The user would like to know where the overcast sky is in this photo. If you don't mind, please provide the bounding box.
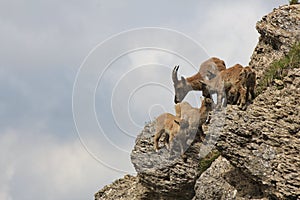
[0,1,287,200]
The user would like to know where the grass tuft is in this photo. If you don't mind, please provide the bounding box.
[198,150,220,174]
[256,42,300,95]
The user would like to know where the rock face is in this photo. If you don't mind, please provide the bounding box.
[95,4,300,200]
[214,4,300,199]
[193,156,266,200]
[130,106,226,199]
[94,175,152,200]
[216,68,300,199]
[95,121,208,200]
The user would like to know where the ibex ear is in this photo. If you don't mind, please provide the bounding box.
[175,104,181,117]
[238,70,247,80]
[181,76,186,84]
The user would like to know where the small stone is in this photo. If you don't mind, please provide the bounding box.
[274,79,284,86]
[283,76,293,84]
[275,102,283,108]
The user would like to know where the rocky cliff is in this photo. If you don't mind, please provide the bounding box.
[95,4,300,200]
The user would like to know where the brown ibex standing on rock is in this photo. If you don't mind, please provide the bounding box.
[153,113,189,156]
[154,98,213,156]
[242,66,256,102]
[201,64,256,110]
[176,98,213,142]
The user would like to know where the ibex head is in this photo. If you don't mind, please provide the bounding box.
[172,66,192,103]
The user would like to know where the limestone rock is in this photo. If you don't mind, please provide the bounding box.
[193,156,266,200]
[94,175,153,200]
[216,69,300,199]
[212,5,300,199]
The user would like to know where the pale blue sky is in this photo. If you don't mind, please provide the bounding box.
[0,1,286,200]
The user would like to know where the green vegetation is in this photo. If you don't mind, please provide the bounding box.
[289,0,299,5]
[198,150,220,174]
[256,42,300,95]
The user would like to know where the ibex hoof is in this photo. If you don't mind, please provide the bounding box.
[238,104,247,111]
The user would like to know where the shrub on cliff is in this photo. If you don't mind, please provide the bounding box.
[199,150,220,174]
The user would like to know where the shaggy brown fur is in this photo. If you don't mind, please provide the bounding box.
[176,98,213,142]
[154,98,213,155]
[202,64,256,110]
[243,66,256,102]
[153,113,188,155]
[199,57,226,80]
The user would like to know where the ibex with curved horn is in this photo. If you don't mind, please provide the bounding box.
[172,57,226,103]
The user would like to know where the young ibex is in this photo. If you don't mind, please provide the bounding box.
[205,64,245,109]
[172,57,226,103]
[229,66,256,110]
[153,112,189,155]
[242,66,256,102]
[177,97,213,142]
[153,98,213,155]
[202,64,256,110]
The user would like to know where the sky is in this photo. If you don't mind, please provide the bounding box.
[0,0,287,200]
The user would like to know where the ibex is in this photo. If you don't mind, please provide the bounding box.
[177,97,213,142]
[153,113,189,156]
[229,66,256,110]
[153,98,213,155]
[201,64,256,110]
[172,57,226,103]
[242,66,256,102]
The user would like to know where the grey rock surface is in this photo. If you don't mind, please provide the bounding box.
[193,156,266,200]
[214,4,300,199]
[217,68,300,199]
[94,175,154,200]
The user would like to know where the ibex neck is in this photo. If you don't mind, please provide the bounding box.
[186,72,204,90]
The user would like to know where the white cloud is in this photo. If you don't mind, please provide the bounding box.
[0,133,15,200]
[192,1,262,66]
[185,0,286,67]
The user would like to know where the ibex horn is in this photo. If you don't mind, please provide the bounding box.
[172,65,179,83]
